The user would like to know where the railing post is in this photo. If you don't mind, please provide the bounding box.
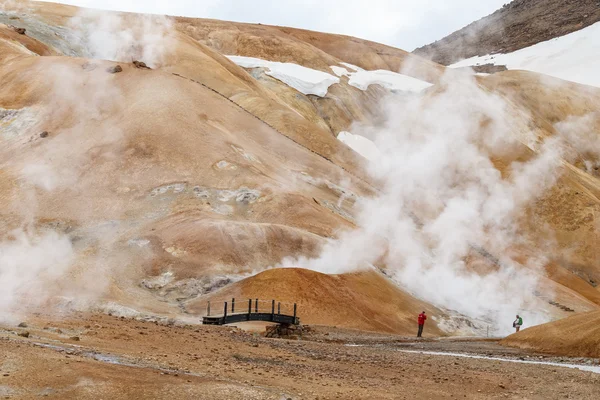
[223,301,228,324]
[271,300,275,321]
[207,301,211,316]
[248,299,252,321]
[293,303,297,324]
[255,298,258,313]
[232,298,235,313]
[278,302,281,315]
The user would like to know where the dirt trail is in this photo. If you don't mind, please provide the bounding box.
[0,313,599,399]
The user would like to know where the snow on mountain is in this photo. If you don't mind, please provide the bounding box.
[347,69,433,93]
[340,62,364,72]
[330,64,433,93]
[449,22,600,88]
[226,55,339,96]
[330,65,351,77]
[337,131,380,161]
[228,53,431,101]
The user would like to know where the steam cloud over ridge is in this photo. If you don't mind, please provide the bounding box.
[282,69,566,334]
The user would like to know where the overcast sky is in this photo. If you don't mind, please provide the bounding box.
[39,0,508,50]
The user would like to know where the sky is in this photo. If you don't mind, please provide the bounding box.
[38,0,509,50]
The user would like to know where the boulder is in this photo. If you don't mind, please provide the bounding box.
[9,25,26,34]
[133,61,151,69]
[106,65,123,74]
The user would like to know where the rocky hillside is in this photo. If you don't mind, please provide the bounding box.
[2,1,600,337]
[414,0,600,65]
[0,1,451,334]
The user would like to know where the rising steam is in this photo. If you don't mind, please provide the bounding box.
[283,69,566,334]
[0,6,173,321]
[69,8,175,67]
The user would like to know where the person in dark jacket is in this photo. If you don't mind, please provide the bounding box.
[417,311,427,337]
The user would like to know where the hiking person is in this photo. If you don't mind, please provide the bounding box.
[417,311,427,337]
[513,315,523,332]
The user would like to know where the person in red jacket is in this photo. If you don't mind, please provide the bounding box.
[417,311,427,337]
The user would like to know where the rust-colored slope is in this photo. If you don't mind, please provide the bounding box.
[0,23,56,61]
[544,262,600,306]
[501,310,600,358]
[0,53,370,313]
[188,268,445,335]
[478,71,600,287]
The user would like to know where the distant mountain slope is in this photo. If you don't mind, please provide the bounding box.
[413,0,600,66]
[449,22,600,88]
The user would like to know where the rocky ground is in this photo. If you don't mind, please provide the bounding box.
[414,0,600,65]
[0,313,599,399]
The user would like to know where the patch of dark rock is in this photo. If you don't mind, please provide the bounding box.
[17,322,27,328]
[235,189,259,204]
[471,64,508,74]
[9,25,25,34]
[143,275,232,302]
[106,65,123,74]
[192,186,210,199]
[265,324,308,339]
[203,276,232,294]
[0,109,18,121]
[39,131,49,138]
[132,60,151,69]
[17,331,30,338]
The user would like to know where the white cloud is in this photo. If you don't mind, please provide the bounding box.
[37,0,508,50]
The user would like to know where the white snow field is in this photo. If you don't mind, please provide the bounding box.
[337,131,380,161]
[330,65,432,93]
[227,54,431,96]
[226,55,339,96]
[449,21,600,88]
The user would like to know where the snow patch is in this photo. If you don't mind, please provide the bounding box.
[226,55,339,97]
[330,64,432,93]
[330,65,351,77]
[449,21,600,88]
[340,62,364,72]
[337,131,381,161]
[347,69,433,93]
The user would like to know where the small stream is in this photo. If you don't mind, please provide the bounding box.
[398,350,600,374]
[344,344,600,374]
